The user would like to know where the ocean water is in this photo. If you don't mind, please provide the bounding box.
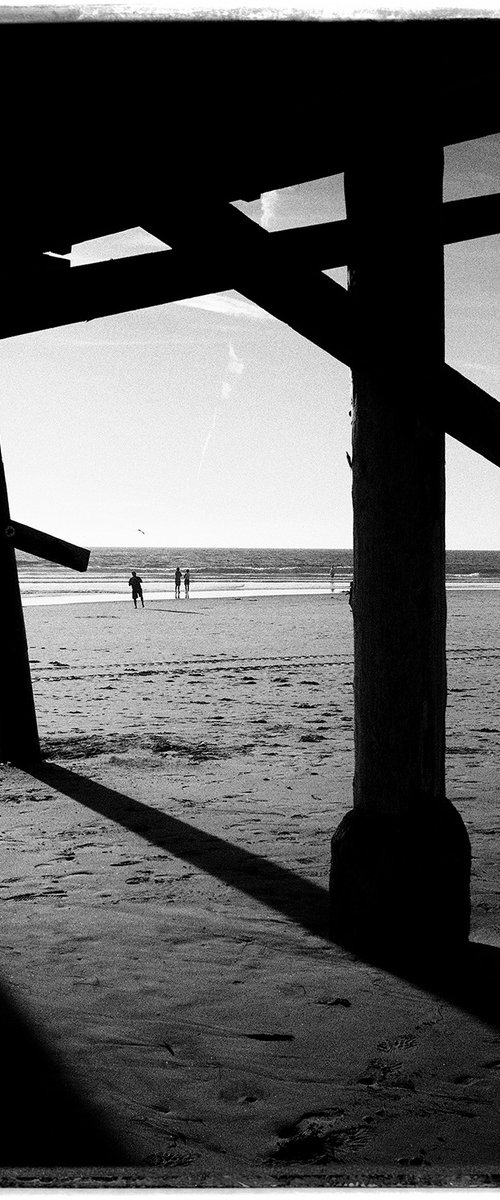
[14,547,500,607]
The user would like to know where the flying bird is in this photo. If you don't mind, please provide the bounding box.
[138,529,145,535]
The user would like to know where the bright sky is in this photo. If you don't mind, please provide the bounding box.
[1,134,499,549]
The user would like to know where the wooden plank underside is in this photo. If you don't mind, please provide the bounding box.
[0,24,499,261]
[7,522,90,572]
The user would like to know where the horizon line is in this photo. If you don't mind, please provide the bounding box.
[77,544,499,552]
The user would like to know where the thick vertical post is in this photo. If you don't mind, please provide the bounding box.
[0,447,41,763]
[330,84,470,955]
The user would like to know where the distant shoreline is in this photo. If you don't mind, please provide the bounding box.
[20,580,500,608]
[17,547,500,608]
[21,586,348,608]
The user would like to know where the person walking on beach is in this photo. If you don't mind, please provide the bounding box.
[129,570,144,608]
[184,569,190,599]
[175,566,182,599]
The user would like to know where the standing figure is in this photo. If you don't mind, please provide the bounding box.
[184,569,190,599]
[128,570,144,609]
[329,564,335,591]
[174,566,182,599]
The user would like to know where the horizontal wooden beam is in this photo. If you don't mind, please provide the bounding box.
[0,250,233,342]
[0,206,354,368]
[24,185,500,275]
[0,192,497,340]
[271,193,500,271]
[272,220,350,271]
[443,193,500,245]
[6,522,90,572]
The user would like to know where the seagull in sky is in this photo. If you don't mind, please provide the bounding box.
[138,529,145,535]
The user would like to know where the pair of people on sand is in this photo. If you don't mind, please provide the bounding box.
[129,567,191,608]
[174,566,190,599]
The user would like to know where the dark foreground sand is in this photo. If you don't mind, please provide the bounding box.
[1,590,500,1184]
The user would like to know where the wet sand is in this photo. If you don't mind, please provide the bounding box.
[1,589,500,1184]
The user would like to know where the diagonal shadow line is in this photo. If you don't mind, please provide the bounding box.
[23,764,500,1036]
[147,607,201,616]
[27,762,332,941]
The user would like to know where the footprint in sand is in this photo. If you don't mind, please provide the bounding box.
[219,1081,262,1105]
[272,1111,368,1163]
[316,997,352,1008]
[377,1034,416,1051]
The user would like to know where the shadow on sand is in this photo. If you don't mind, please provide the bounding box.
[29,761,330,938]
[0,981,126,1167]
[146,606,201,615]
[24,762,500,1038]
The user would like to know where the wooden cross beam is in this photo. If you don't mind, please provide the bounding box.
[6,521,90,572]
[0,448,90,763]
[159,201,355,366]
[271,192,500,270]
[0,249,231,342]
[2,190,499,340]
[142,201,500,470]
[0,198,499,471]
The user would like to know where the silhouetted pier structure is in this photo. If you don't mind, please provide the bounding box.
[0,448,89,763]
[1,19,500,953]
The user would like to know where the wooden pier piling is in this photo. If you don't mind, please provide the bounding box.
[0,449,41,764]
[329,89,471,955]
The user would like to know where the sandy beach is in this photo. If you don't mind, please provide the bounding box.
[1,588,500,1184]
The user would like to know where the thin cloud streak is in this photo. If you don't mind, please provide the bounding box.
[197,407,219,479]
[197,341,246,480]
[228,342,245,374]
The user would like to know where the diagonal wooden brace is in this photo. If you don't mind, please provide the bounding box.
[6,522,90,572]
[0,206,498,470]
